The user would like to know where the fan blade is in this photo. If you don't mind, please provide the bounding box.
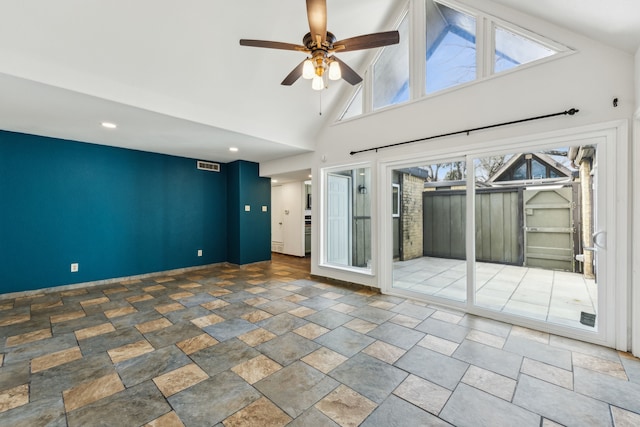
[306,0,327,46]
[281,60,306,86]
[332,56,362,85]
[239,39,306,52]
[334,31,400,52]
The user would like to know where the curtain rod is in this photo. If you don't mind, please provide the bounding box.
[349,108,579,156]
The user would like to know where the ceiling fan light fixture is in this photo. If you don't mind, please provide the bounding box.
[312,74,324,91]
[328,60,341,81]
[302,59,315,79]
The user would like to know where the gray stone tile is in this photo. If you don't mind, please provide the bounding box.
[459,314,512,338]
[170,371,261,427]
[336,294,372,307]
[108,310,163,330]
[573,366,640,413]
[0,359,29,390]
[255,361,339,418]
[256,332,320,366]
[260,288,294,300]
[116,345,190,387]
[395,346,469,390]
[66,380,170,427]
[4,333,78,364]
[453,339,522,379]
[298,296,338,310]
[503,334,572,370]
[203,318,257,341]
[212,302,255,319]
[179,292,217,307]
[190,338,259,376]
[390,301,436,319]
[79,326,144,356]
[329,353,408,403]
[287,407,340,427]
[218,290,256,304]
[163,305,211,324]
[441,383,540,427]
[0,396,66,427]
[30,353,116,401]
[315,326,375,357]
[50,313,108,336]
[416,317,470,343]
[367,322,425,350]
[349,306,396,324]
[361,394,451,427]
[513,374,613,427]
[257,313,308,336]
[295,286,329,298]
[620,353,640,384]
[258,299,301,315]
[144,322,203,348]
[549,335,621,362]
[305,310,353,329]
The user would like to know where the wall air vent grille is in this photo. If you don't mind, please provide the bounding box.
[197,161,220,172]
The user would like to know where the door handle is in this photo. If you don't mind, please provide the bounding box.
[592,231,606,250]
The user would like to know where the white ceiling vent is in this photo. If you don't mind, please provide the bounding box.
[197,160,220,172]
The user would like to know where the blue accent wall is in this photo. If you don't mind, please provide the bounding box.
[0,130,232,293]
[226,160,271,265]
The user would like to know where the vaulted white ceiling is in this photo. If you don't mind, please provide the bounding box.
[0,0,638,165]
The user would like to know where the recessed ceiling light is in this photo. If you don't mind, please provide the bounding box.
[229,147,239,152]
[308,174,312,178]
[272,179,278,183]
[101,122,117,129]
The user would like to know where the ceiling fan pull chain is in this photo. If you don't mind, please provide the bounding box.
[319,92,322,116]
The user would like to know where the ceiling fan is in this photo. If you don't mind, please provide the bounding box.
[239,0,400,91]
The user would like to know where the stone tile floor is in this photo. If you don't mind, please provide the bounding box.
[393,256,597,330]
[0,254,638,426]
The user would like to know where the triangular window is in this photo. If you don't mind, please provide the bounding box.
[340,85,363,120]
[494,25,558,73]
[426,1,476,94]
[373,12,410,111]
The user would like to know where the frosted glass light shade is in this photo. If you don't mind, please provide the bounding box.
[302,59,315,79]
[328,60,341,80]
[312,75,324,91]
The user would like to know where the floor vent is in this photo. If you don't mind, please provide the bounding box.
[197,161,220,172]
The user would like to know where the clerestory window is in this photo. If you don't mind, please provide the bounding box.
[338,0,570,121]
[494,25,558,73]
[426,1,476,94]
[373,12,410,111]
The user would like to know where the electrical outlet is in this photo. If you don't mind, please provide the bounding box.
[70,263,79,272]
[197,249,203,257]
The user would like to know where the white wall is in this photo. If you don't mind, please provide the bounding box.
[271,182,306,257]
[311,0,635,287]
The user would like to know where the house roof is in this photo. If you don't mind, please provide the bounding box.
[0,1,638,180]
[488,152,575,183]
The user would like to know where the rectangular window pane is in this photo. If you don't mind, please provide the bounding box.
[392,162,467,303]
[473,147,598,331]
[325,167,371,269]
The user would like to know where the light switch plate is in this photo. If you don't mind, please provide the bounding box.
[245,205,250,212]
[262,206,268,212]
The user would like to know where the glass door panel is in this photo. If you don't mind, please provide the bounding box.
[391,161,467,303]
[473,146,599,331]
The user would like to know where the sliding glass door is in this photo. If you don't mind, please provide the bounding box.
[383,133,617,345]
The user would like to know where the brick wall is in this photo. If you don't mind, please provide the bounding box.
[401,174,424,260]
